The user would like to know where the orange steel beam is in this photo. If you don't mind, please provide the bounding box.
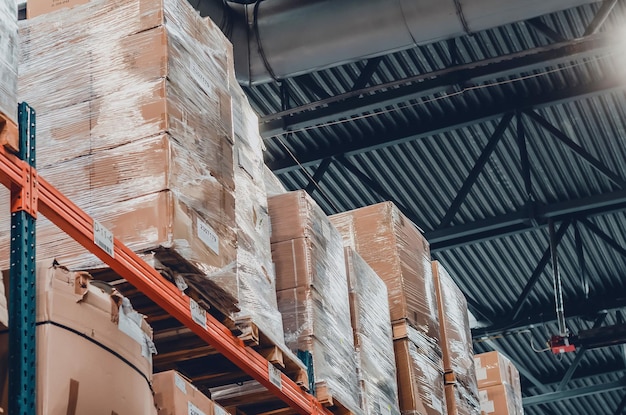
[0,145,331,415]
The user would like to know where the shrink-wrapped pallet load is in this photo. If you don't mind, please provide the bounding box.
[4,0,236,273]
[0,0,18,150]
[153,370,231,415]
[0,263,156,414]
[330,202,444,415]
[345,247,401,415]
[433,261,480,415]
[269,190,362,414]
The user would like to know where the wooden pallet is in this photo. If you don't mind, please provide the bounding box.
[85,253,308,391]
[213,380,358,415]
[0,112,18,153]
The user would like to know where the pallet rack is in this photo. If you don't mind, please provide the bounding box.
[3,103,332,415]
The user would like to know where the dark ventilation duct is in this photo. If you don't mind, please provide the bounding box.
[205,0,601,85]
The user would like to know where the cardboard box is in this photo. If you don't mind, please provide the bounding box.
[0,265,155,414]
[479,384,522,415]
[474,352,519,390]
[394,328,446,415]
[330,202,439,340]
[27,0,90,18]
[0,0,17,127]
[433,261,479,396]
[445,384,480,415]
[154,370,231,415]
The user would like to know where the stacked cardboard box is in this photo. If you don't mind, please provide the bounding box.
[269,190,362,414]
[345,247,401,415]
[154,370,231,415]
[330,202,445,415]
[475,352,523,415]
[5,0,236,274]
[433,261,480,415]
[0,0,18,149]
[0,264,156,414]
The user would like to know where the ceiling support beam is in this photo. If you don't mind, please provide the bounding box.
[428,189,626,251]
[581,218,626,258]
[510,220,571,321]
[304,158,332,195]
[524,110,626,188]
[438,113,514,228]
[613,392,626,415]
[585,0,618,36]
[473,294,626,339]
[516,111,534,202]
[295,74,331,100]
[526,18,567,43]
[269,76,626,174]
[261,32,613,138]
[523,377,626,406]
[351,57,383,91]
[557,313,607,391]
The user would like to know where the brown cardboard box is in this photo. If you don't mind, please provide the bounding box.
[445,384,480,415]
[478,384,522,415]
[154,370,229,415]
[27,0,90,18]
[433,261,479,397]
[330,202,439,340]
[474,352,519,390]
[0,265,155,414]
[268,190,339,244]
[272,238,316,291]
[394,328,446,415]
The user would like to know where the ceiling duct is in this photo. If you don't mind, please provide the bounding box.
[214,0,601,85]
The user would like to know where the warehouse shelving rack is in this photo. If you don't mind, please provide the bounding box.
[3,103,333,415]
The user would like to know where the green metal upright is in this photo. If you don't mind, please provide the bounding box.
[9,103,37,415]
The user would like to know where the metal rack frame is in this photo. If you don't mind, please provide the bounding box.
[4,104,331,415]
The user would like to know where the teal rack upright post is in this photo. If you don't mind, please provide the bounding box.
[9,103,37,415]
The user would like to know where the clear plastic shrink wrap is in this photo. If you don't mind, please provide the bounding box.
[432,261,480,414]
[394,325,447,415]
[206,84,286,347]
[269,190,362,414]
[330,202,440,342]
[0,0,237,273]
[263,165,287,196]
[345,247,401,415]
[0,0,17,123]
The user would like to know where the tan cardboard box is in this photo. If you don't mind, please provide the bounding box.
[27,0,90,18]
[479,384,522,415]
[330,202,439,340]
[474,352,519,389]
[394,335,446,415]
[0,265,155,414]
[154,370,231,415]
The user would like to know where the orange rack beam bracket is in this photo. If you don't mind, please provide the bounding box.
[0,143,332,415]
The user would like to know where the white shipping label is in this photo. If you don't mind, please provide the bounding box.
[190,61,213,95]
[474,357,482,368]
[188,401,206,415]
[481,400,495,414]
[93,220,114,257]
[479,390,489,402]
[431,394,443,413]
[175,373,187,394]
[476,367,487,381]
[268,362,282,390]
[197,219,219,255]
[190,298,207,329]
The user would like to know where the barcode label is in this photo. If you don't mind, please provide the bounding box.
[190,61,213,95]
[190,298,207,329]
[175,373,187,394]
[188,401,206,415]
[268,362,282,390]
[214,405,228,415]
[481,400,495,413]
[93,220,114,257]
[476,367,487,381]
[197,219,219,255]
